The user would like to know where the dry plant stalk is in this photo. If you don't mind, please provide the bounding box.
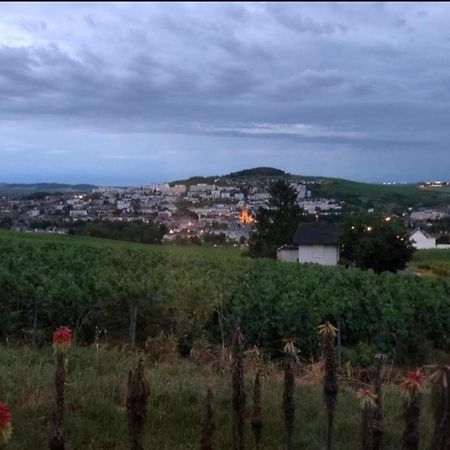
[126,358,149,450]
[357,388,377,450]
[49,352,65,450]
[231,327,246,450]
[319,322,338,450]
[283,357,295,450]
[372,355,383,450]
[200,388,216,450]
[428,365,450,450]
[401,369,425,450]
[50,326,72,450]
[251,370,262,450]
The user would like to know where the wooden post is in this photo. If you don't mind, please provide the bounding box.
[32,301,38,349]
[336,317,342,367]
[129,302,138,349]
[49,352,65,450]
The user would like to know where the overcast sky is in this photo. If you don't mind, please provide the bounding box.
[1,2,450,184]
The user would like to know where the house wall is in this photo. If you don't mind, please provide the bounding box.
[410,231,436,249]
[298,245,339,266]
[277,248,298,263]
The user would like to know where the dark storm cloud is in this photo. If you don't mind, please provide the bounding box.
[1,2,450,183]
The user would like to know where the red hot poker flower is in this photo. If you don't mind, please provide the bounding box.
[0,402,12,444]
[401,369,425,401]
[401,369,425,394]
[52,326,72,353]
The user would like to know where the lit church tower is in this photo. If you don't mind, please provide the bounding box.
[239,205,253,224]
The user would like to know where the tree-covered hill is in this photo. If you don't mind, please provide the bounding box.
[228,167,287,178]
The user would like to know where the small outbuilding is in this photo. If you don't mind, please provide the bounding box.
[277,244,299,263]
[292,223,340,266]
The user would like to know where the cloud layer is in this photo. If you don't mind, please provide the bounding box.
[1,2,450,183]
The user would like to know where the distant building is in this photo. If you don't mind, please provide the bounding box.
[29,208,41,218]
[410,210,443,221]
[116,201,131,211]
[70,209,88,218]
[292,223,339,266]
[190,183,216,193]
[410,229,436,249]
[157,211,172,220]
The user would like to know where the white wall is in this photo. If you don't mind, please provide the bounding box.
[298,245,339,266]
[277,248,298,263]
[410,231,436,249]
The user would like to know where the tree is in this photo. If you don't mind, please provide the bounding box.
[247,180,306,258]
[0,217,12,229]
[339,213,415,273]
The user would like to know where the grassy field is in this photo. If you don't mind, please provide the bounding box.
[410,248,450,277]
[0,345,435,450]
[0,228,242,256]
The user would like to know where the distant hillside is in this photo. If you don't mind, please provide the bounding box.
[228,167,286,178]
[173,167,295,186]
[171,166,450,211]
[310,178,450,210]
[0,183,96,197]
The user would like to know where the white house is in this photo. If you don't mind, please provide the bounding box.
[410,230,436,249]
[293,223,339,265]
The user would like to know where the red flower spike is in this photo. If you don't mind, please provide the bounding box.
[0,402,12,444]
[402,369,425,392]
[401,369,425,399]
[52,326,72,353]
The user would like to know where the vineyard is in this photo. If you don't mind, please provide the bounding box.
[1,230,450,365]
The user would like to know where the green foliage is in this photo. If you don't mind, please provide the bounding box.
[0,217,12,229]
[436,234,450,245]
[0,230,450,365]
[228,167,286,178]
[247,180,307,258]
[310,178,450,211]
[21,191,56,200]
[203,233,227,245]
[339,213,415,273]
[71,220,167,245]
[217,260,450,364]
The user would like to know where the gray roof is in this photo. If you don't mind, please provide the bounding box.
[293,223,338,246]
[278,244,299,251]
[410,229,434,239]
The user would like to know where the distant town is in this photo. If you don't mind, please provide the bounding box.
[1,168,450,247]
